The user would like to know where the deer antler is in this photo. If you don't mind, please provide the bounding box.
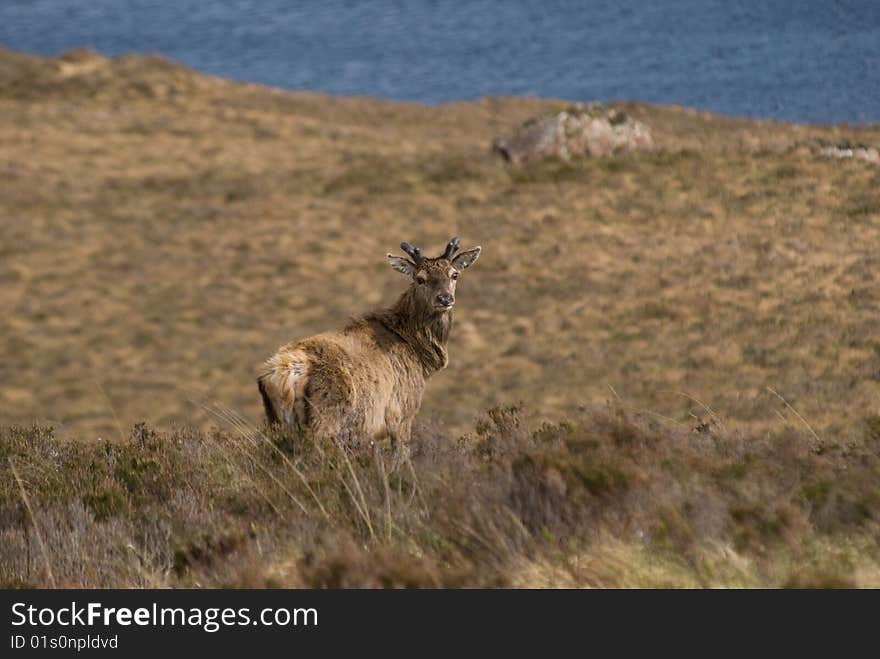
[442,236,461,260]
[400,241,423,265]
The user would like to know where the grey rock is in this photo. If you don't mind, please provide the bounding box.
[493,103,654,164]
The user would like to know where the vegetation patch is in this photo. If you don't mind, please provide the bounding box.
[2,406,878,587]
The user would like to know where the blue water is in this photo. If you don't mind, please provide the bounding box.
[1,0,878,124]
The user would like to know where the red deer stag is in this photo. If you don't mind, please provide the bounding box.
[257,237,481,453]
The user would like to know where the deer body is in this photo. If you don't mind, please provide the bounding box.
[258,237,481,449]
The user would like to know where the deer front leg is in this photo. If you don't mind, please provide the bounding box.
[388,419,413,472]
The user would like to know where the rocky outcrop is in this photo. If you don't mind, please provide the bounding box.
[492,103,654,164]
[818,142,879,165]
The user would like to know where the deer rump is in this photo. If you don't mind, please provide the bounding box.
[257,323,425,446]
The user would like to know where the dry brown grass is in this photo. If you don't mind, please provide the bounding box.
[2,48,879,441]
[1,406,878,588]
[1,48,880,587]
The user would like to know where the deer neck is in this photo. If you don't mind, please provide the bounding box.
[381,286,452,375]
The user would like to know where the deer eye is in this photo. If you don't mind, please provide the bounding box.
[451,271,459,280]
[416,273,427,284]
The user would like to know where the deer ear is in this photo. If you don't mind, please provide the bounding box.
[451,246,481,271]
[387,254,417,276]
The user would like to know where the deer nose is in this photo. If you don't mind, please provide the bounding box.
[436,293,454,307]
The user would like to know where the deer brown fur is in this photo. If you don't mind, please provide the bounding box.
[257,237,481,451]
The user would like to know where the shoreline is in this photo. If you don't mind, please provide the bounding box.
[2,47,878,128]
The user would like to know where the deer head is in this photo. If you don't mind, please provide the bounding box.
[387,236,482,312]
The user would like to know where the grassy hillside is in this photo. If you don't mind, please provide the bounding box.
[2,48,880,440]
[1,49,879,587]
[3,410,879,588]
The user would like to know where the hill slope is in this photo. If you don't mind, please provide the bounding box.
[2,48,880,588]
[1,47,879,443]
